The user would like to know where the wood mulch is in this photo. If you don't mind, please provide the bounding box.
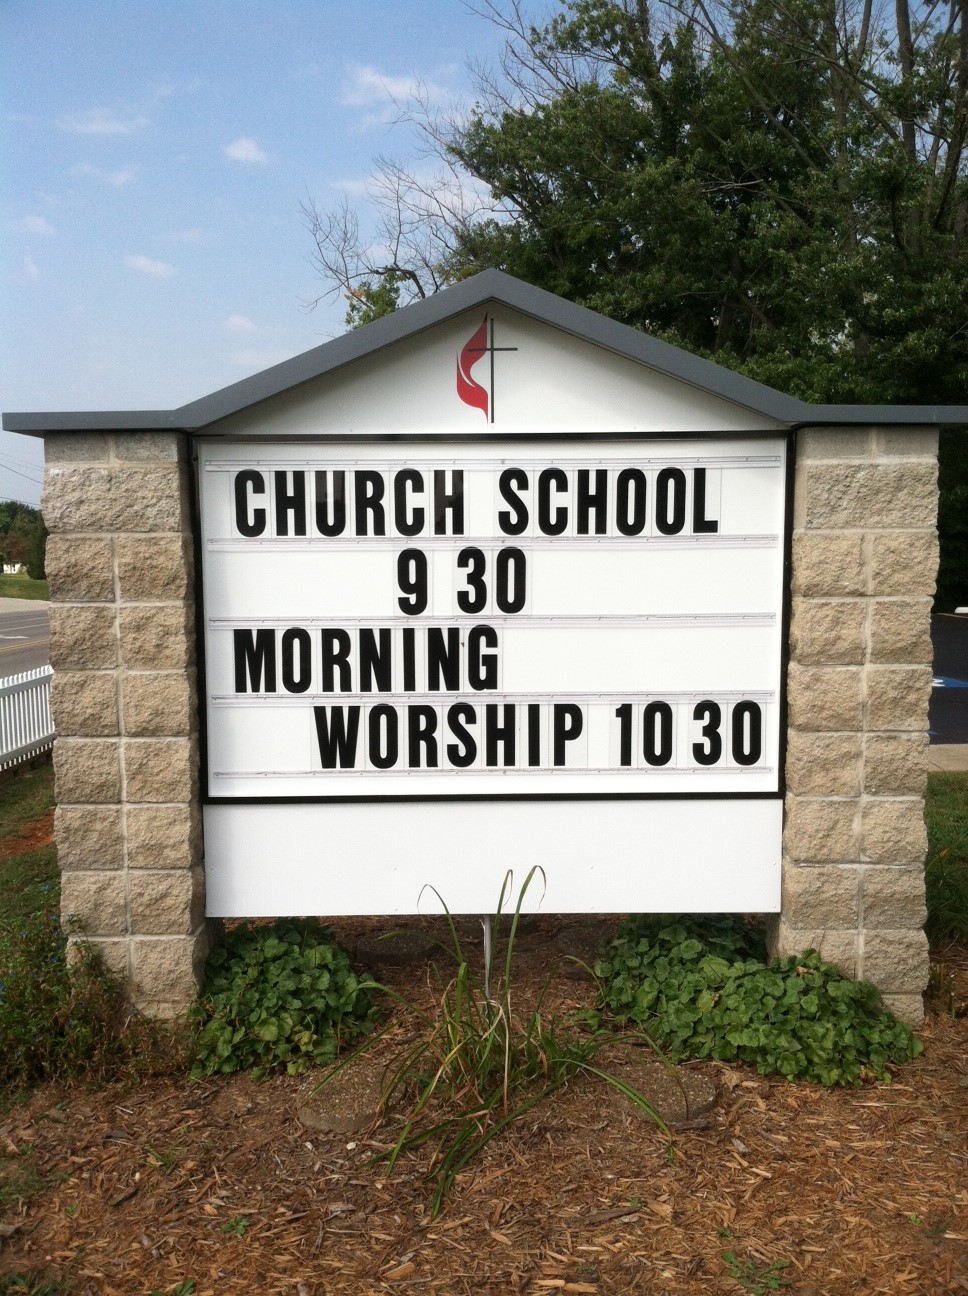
[1,918,967,1296]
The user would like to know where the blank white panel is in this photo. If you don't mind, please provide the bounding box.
[204,799,783,916]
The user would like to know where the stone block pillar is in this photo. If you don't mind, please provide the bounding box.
[43,432,211,1017]
[771,428,938,1024]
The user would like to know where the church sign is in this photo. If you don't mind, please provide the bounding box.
[196,302,788,915]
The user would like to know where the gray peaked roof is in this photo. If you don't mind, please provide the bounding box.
[4,269,968,433]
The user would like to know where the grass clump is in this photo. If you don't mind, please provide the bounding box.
[596,916,922,1087]
[322,869,667,1217]
[925,771,968,945]
[190,919,377,1079]
[0,911,174,1094]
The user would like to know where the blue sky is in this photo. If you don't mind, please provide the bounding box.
[2,0,545,507]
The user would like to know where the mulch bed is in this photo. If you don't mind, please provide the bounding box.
[1,918,967,1296]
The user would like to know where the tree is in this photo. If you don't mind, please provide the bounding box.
[304,0,967,600]
[306,0,968,402]
[0,501,46,580]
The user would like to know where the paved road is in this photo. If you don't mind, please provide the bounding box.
[0,598,50,676]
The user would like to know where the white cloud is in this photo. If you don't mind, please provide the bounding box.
[58,107,147,135]
[72,163,137,187]
[224,137,268,164]
[12,215,56,236]
[231,347,295,369]
[225,314,257,333]
[124,254,174,278]
[22,256,40,280]
[341,64,454,124]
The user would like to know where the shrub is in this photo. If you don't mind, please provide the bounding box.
[596,916,923,1087]
[190,920,376,1078]
[0,909,172,1093]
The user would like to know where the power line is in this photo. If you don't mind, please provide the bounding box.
[0,462,43,486]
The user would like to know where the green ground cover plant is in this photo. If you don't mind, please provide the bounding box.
[596,916,923,1086]
[0,574,48,600]
[925,772,968,945]
[190,919,377,1078]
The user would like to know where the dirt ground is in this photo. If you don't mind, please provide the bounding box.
[1,917,967,1296]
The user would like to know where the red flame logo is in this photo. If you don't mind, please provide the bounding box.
[457,316,489,418]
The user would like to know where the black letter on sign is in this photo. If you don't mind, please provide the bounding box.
[234,470,266,537]
[692,700,722,765]
[643,701,673,766]
[394,469,425,537]
[355,471,387,536]
[234,629,276,692]
[320,629,352,692]
[281,627,312,694]
[655,467,686,535]
[446,703,477,767]
[397,548,428,615]
[495,548,526,614]
[553,703,583,765]
[313,706,361,769]
[275,471,307,536]
[457,547,487,613]
[576,468,607,535]
[731,701,762,766]
[359,628,391,692]
[616,468,646,536]
[485,703,516,767]
[692,468,719,533]
[433,469,464,535]
[428,627,461,691]
[368,705,399,769]
[498,468,529,535]
[408,705,439,767]
[314,470,346,537]
[538,467,568,535]
[467,625,498,690]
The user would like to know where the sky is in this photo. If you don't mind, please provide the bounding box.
[1,0,546,508]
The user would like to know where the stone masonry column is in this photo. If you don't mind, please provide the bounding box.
[43,431,211,1017]
[771,428,938,1025]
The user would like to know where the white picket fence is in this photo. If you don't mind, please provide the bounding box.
[0,665,54,770]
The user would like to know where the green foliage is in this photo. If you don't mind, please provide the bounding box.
[936,433,968,612]
[0,764,176,1094]
[0,502,46,580]
[345,273,405,329]
[447,0,968,406]
[325,868,667,1218]
[221,1215,250,1237]
[0,910,171,1092]
[721,1250,791,1293]
[0,1277,65,1296]
[596,916,922,1086]
[925,772,968,944]
[190,919,376,1079]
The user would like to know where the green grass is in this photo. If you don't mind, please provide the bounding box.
[925,771,968,944]
[0,761,181,1094]
[0,762,57,930]
[0,574,48,600]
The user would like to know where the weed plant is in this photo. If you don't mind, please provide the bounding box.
[0,911,177,1094]
[320,869,668,1217]
[596,916,922,1086]
[190,919,377,1078]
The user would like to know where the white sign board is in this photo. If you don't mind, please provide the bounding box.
[198,436,786,915]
